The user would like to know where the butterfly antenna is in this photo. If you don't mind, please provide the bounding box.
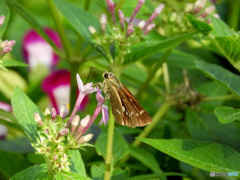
[86,67,103,83]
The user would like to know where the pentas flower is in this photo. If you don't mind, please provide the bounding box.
[22,28,62,70]
[66,74,97,127]
[0,102,11,139]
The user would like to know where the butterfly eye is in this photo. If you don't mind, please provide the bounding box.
[104,73,108,79]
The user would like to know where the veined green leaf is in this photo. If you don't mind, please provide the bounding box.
[187,15,213,35]
[211,17,236,37]
[215,106,240,124]
[68,150,86,176]
[11,87,42,143]
[124,32,197,64]
[0,0,10,37]
[138,138,240,173]
[196,61,240,97]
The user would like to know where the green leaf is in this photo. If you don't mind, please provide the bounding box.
[0,137,34,153]
[52,0,100,40]
[10,164,48,180]
[0,150,32,180]
[129,146,163,174]
[0,0,10,37]
[1,60,28,68]
[124,32,196,64]
[68,150,86,176]
[27,153,45,164]
[196,61,240,97]
[95,126,129,164]
[211,17,236,37]
[0,109,23,131]
[138,138,240,173]
[11,87,42,143]
[187,15,213,35]
[212,36,240,71]
[6,0,61,56]
[214,106,240,124]
[58,171,91,180]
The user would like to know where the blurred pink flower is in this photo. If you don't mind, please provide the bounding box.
[22,28,62,69]
[42,70,89,114]
[0,102,11,139]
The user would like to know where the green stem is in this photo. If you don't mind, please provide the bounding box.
[70,63,80,111]
[163,63,170,95]
[104,110,115,180]
[47,0,72,58]
[135,49,172,99]
[84,0,91,11]
[132,101,173,147]
[227,0,240,30]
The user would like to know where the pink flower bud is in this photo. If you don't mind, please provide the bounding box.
[7,40,16,47]
[118,10,125,30]
[106,0,116,23]
[138,20,146,29]
[100,14,107,33]
[57,128,69,139]
[75,115,90,138]
[45,108,51,115]
[0,15,5,26]
[144,23,156,35]
[2,47,12,54]
[88,26,96,35]
[1,40,8,48]
[34,113,42,125]
[78,134,93,144]
[143,4,164,30]
[129,0,145,23]
[51,108,57,121]
[60,104,68,119]
[126,23,134,37]
[71,115,80,134]
[194,0,206,14]
[185,3,193,13]
[201,5,216,18]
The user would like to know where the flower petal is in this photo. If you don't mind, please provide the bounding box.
[77,74,84,92]
[100,104,109,125]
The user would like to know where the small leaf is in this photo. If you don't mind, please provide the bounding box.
[196,61,240,97]
[215,106,240,124]
[52,0,100,40]
[0,0,10,37]
[124,32,197,64]
[10,164,48,180]
[0,150,32,179]
[211,17,236,37]
[138,138,240,173]
[1,60,29,68]
[11,87,42,143]
[187,15,213,35]
[129,146,163,174]
[95,126,129,164]
[68,150,86,176]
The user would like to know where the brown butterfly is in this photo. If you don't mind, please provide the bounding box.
[101,71,152,128]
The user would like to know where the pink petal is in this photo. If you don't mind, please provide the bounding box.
[100,105,109,125]
[0,102,12,112]
[22,28,62,69]
[77,74,84,92]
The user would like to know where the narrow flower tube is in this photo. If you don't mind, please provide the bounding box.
[129,0,145,23]
[127,23,134,37]
[75,115,90,138]
[100,14,107,33]
[0,15,5,26]
[106,0,116,23]
[143,4,165,30]
[118,10,125,30]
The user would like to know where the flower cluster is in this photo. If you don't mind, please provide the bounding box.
[0,15,15,57]
[88,0,164,65]
[32,74,109,172]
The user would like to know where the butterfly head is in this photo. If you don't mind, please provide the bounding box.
[103,71,114,79]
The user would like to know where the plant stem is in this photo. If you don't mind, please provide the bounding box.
[70,63,80,111]
[163,63,170,95]
[84,0,91,11]
[227,0,239,30]
[135,49,172,99]
[104,110,115,180]
[47,0,72,58]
